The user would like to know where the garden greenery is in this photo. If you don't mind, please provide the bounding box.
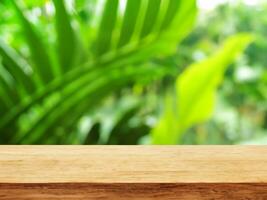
[0,0,253,144]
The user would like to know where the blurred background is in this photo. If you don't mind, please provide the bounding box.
[0,0,266,144]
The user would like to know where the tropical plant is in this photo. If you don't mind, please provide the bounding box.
[0,0,197,144]
[173,1,267,144]
[152,34,253,144]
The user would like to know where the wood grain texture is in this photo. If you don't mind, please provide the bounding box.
[0,146,267,199]
[1,183,267,200]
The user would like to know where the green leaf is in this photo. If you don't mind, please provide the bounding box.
[94,0,119,57]
[0,58,16,108]
[0,40,35,95]
[151,93,178,144]
[117,0,142,48]
[10,1,55,84]
[160,0,181,31]
[140,0,161,39]
[53,0,77,72]
[152,34,253,144]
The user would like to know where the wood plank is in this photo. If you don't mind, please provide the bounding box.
[1,183,267,200]
[0,146,267,199]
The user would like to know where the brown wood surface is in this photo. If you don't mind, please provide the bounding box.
[0,146,267,199]
[1,183,267,200]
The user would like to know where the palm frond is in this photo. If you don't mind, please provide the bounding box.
[0,0,197,144]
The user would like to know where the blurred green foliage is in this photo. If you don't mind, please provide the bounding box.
[152,34,253,144]
[176,2,267,144]
[0,0,266,144]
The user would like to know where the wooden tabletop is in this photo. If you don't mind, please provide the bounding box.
[0,146,267,199]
